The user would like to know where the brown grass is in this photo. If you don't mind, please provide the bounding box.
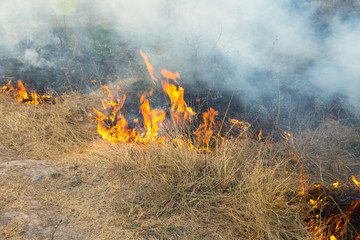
[288,120,360,185]
[0,93,98,158]
[1,92,359,239]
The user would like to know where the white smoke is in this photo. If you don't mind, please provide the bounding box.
[0,0,359,104]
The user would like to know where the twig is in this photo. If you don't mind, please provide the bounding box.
[50,219,63,240]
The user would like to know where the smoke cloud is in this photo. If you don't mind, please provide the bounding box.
[0,0,359,114]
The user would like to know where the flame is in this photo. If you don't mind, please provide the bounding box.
[93,85,166,144]
[306,177,360,239]
[352,175,360,188]
[95,50,248,152]
[161,80,196,124]
[140,50,195,124]
[140,49,158,82]
[280,131,291,140]
[1,80,13,92]
[94,85,136,143]
[160,68,180,84]
[139,93,166,143]
[193,107,218,151]
[1,80,52,104]
[258,129,262,141]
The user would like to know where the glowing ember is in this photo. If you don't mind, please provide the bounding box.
[305,177,360,239]
[332,181,340,188]
[280,131,291,140]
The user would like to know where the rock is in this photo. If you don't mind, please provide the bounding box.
[32,174,43,182]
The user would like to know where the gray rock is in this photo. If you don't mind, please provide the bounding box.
[32,174,43,182]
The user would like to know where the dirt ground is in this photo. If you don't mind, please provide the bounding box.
[0,142,139,240]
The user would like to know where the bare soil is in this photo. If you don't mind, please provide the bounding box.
[0,142,137,240]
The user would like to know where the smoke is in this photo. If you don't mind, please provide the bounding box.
[0,0,359,113]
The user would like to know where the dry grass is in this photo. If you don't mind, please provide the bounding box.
[289,120,360,185]
[0,93,98,158]
[0,92,359,239]
[106,140,310,239]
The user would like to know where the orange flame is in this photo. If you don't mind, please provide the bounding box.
[16,80,30,102]
[140,49,158,82]
[1,80,52,104]
[258,129,262,141]
[1,80,13,92]
[139,93,166,143]
[139,50,195,124]
[352,175,360,188]
[161,68,180,84]
[306,177,360,239]
[94,85,136,143]
[280,131,291,140]
[93,85,166,144]
[161,80,196,124]
[193,107,218,151]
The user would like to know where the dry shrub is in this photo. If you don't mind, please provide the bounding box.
[106,139,310,239]
[0,93,98,158]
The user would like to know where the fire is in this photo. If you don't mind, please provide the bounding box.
[94,50,258,152]
[161,80,196,124]
[352,175,360,188]
[139,93,166,143]
[258,129,262,141]
[140,49,158,82]
[93,85,166,144]
[160,68,180,85]
[305,176,360,239]
[93,85,134,143]
[0,79,52,104]
[140,50,196,124]
[280,131,291,140]
[193,107,218,151]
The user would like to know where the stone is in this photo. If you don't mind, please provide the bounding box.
[32,174,43,182]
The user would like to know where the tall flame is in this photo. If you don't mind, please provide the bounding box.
[161,80,196,124]
[140,49,195,124]
[193,107,218,151]
[139,94,166,143]
[140,49,158,82]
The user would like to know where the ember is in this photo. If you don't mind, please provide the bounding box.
[305,177,360,240]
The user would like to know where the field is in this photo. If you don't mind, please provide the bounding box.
[0,84,359,239]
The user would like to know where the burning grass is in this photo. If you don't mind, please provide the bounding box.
[1,52,360,239]
[1,90,360,239]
